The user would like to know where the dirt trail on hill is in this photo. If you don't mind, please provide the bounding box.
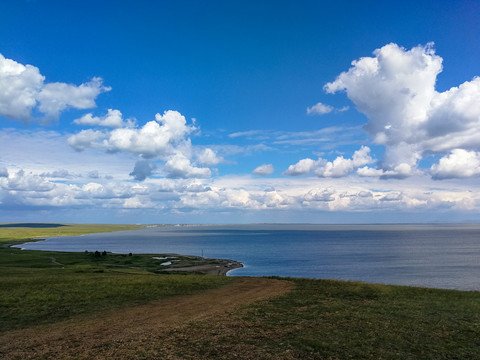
[0,277,292,360]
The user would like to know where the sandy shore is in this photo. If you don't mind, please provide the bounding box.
[162,259,243,275]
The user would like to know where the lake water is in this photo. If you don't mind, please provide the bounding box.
[15,224,480,291]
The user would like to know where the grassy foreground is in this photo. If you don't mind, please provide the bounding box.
[0,223,233,332]
[167,278,480,359]
[2,223,480,359]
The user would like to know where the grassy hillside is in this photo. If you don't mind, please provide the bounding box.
[2,223,480,359]
[168,278,480,359]
[0,223,233,332]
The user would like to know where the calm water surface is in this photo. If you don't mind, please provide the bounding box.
[16,224,480,291]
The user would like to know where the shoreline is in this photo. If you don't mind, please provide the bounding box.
[5,223,480,290]
[162,259,244,276]
[8,226,245,276]
[11,239,244,276]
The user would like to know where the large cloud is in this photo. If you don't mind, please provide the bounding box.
[69,110,193,157]
[68,110,219,179]
[106,111,193,158]
[0,54,109,121]
[325,43,480,179]
[0,54,43,120]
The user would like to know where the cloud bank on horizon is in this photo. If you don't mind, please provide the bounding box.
[1,42,479,223]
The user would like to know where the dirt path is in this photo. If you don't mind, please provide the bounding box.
[0,277,292,359]
[49,257,63,266]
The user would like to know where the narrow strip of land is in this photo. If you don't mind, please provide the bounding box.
[164,260,243,275]
[0,277,292,360]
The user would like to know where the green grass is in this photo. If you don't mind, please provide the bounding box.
[0,267,231,332]
[3,223,480,358]
[0,223,233,332]
[168,278,480,359]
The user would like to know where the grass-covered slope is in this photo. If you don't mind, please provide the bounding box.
[0,223,233,332]
[169,278,480,359]
[2,223,480,359]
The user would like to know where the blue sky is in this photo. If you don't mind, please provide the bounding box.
[1,0,480,224]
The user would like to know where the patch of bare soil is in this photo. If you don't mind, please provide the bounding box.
[0,277,292,359]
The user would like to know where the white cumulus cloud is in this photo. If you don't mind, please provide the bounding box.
[0,54,44,121]
[68,110,213,179]
[315,146,374,177]
[283,158,317,176]
[303,188,335,202]
[0,169,55,192]
[431,149,480,179]
[74,109,135,128]
[325,42,480,179]
[253,164,274,176]
[195,148,223,166]
[103,111,193,158]
[68,129,105,151]
[284,146,374,177]
[0,54,109,121]
[37,77,110,119]
[123,196,151,209]
[69,111,186,157]
[306,102,334,115]
[163,153,211,179]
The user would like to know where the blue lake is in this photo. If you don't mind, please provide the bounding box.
[16,223,480,291]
